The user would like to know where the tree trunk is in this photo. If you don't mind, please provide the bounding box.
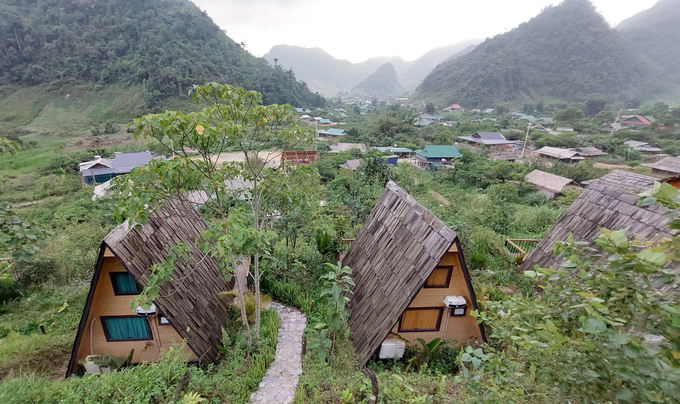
[231,255,251,347]
[252,178,261,342]
[13,27,22,52]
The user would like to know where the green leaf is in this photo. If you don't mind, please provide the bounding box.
[582,317,606,334]
[636,249,666,266]
[545,319,557,333]
[609,230,629,250]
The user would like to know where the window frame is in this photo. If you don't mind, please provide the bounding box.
[398,307,444,332]
[423,265,453,289]
[109,272,143,296]
[100,316,153,342]
[158,314,171,326]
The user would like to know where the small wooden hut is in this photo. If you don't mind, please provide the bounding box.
[524,169,580,199]
[281,150,320,166]
[66,201,232,377]
[344,181,485,365]
[522,170,675,275]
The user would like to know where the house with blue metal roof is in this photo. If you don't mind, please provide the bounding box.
[79,151,160,185]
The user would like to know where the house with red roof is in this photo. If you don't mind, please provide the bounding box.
[442,104,464,113]
[620,115,654,128]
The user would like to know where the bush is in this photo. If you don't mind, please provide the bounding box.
[0,275,19,303]
[260,275,314,314]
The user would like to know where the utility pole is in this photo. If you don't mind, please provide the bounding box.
[520,122,531,159]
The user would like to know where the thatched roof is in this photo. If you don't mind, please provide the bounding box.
[572,147,607,157]
[525,170,578,194]
[522,170,675,272]
[344,181,482,365]
[67,200,231,375]
[642,157,680,175]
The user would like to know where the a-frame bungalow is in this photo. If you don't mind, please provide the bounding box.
[66,200,232,376]
[344,181,485,365]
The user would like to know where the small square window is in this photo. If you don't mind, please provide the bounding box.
[424,266,452,288]
[110,272,142,295]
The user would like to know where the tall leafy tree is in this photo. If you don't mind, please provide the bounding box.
[115,83,318,345]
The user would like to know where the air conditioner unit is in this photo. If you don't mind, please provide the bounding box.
[378,339,406,359]
[443,296,467,316]
[136,303,156,316]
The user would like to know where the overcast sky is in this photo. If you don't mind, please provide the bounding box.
[191,0,657,63]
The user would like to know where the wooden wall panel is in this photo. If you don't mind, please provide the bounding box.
[391,252,483,346]
[75,253,198,368]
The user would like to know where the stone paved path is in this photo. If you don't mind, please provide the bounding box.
[249,302,307,404]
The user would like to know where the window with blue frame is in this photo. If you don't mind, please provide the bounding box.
[109,272,142,295]
[101,316,152,341]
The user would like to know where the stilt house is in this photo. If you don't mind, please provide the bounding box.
[344,181,485,365]
[66,201,232,377]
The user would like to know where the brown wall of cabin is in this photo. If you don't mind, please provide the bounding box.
[389,244,483,346]
[74,249,197,369]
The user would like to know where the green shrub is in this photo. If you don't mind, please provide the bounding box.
[261,275,313,314]
[0,275,19,302]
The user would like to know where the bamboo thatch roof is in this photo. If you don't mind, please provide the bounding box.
[344,181,480,365]
[522,170,675,276]
[525,170,578,194]
[104,200,231,363]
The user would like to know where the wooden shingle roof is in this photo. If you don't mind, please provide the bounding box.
[522,170,675,272]
[104,200,231,364]
[344,181,459,365]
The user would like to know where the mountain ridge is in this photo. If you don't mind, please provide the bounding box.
[412,0,654,107]
[0,0,325,108]
[264,39,480,96]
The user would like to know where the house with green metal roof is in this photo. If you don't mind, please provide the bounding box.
[414,145,462,170]
[317,128,347,137]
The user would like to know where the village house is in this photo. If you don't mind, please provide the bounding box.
[524,170,580,199]
[375,146,414,158]
[571,147,608,158]
[521,170,675,289]
[317,128,347,138]
[457,132,519,148]
[414,145,462,170]
[442,104,464,113]
[281,150,320,166]
[642,156,680,177]
[621,115,655,128]
[534,146,607,163]
[66,201,232,377]
[536,146,584,163]
[79,151,159,185]
[344,181,486,364]
[625,140,663,154]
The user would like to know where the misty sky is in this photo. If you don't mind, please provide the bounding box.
[190,0,657,63]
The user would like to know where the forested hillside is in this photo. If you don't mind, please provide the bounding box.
[413,0,650,107]
[617,0,680,96]
[0,0,324,107]
[351,63,404,98]
[264,40,479,96]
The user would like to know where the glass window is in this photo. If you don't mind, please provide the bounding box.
[424,266,452,288]
[110,272,142,295]
[101,316,152,341]
[399,308,443,332]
